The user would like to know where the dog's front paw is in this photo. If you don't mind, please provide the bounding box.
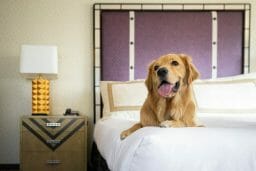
[160,120,173,128]
[120,130,131,140]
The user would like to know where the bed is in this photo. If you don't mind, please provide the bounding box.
[91,3,255,171]
[94,112,256,171]
[91,73,256,171]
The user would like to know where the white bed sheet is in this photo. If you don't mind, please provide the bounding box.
[94,113,256,171]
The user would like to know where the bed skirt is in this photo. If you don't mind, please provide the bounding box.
[90,142,110,171]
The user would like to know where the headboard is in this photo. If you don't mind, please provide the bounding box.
[93,3,251,123]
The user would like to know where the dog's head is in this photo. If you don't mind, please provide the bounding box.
[145,54,199,98]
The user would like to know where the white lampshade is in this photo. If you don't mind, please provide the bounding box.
[20,45,58,79]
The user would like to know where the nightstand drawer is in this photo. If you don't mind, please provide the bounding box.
[53,151,85,171]
[22,151,85,171]
[22,152,55,171]
[22,117,85,133]
[22,130,85,152]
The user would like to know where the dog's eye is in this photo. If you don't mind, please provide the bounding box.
[171,61,179,66]
[154,65,159,71]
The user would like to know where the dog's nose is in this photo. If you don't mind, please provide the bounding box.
[157,67,168,78]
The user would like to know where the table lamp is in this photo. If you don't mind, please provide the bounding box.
[20,45,58,115]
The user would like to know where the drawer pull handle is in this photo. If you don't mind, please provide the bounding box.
[47,160,61,164]
[47,139,61,144]
[46,122,61,127]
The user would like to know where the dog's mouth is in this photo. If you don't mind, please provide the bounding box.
[158,80,180,97]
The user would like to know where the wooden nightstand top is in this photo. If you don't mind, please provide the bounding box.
[22,115,87,119]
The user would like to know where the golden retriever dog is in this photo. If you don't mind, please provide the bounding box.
[120,53,200,140]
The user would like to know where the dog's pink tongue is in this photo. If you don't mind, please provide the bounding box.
[158,83,173,97]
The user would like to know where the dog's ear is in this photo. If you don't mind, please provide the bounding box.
[180,54,200,85]
[145,61,155,93]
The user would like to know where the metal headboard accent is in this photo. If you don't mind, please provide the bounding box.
[93,3,251,123]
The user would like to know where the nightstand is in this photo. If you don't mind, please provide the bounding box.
[20,115,87,171]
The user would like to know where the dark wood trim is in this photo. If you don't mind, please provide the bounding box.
[0,164,19,169]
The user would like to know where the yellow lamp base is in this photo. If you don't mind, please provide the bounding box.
[32,76,50,115]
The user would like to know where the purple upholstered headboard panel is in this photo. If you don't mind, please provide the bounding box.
[217,11,243,77]
[101,11,130,81]
[135,12,212,79]
[101,11,244,80]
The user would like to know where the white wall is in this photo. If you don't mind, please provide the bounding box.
[0,0,255,164]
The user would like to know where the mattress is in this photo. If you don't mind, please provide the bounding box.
[94,112,256,171]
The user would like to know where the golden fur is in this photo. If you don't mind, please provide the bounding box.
[120,54,200,140]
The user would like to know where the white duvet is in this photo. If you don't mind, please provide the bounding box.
[94,112,256,171]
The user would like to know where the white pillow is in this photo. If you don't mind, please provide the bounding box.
[195,72,256,83]
[193,75,256,113]
[108,111,140,121]
[100,80,147,117]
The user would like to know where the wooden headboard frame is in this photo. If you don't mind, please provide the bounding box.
[93,3,251,123]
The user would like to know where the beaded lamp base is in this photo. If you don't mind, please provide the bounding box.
[32,76,50,115]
